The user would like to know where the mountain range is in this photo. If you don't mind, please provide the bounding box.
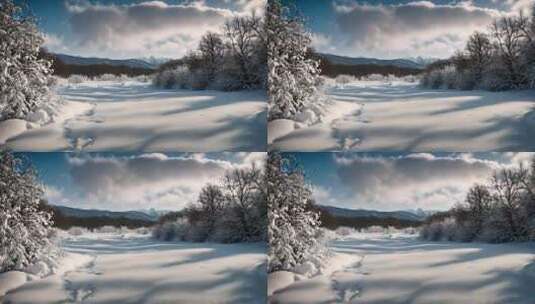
[318,205,430,222]
[54,53,161,70]
[53,205,161,222]
[317,53,428,70]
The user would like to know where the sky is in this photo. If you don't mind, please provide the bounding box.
[19,152,265,212]
[290,0,534,59]
[18,151,535,212]
[285,152,535,212]
[24,0,265,59]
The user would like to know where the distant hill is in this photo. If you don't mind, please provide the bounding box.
[319,53,425,70]
[313,205,427,230]
[405,56,440,67]
[39,202,161,230]
[312,52,425,78]
[39,50,157,77]
[55,205,159,222]
[320,205,427,221]
[139,56,172,67]
[55,53,159,70]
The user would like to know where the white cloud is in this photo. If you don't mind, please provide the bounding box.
[501,152,535,166]
[329,1,504,58]
[49,153,262,211]
[330,153,503,210]
[47,0,264,59]
[311,33,335,52]
[44,185,69,205]
[506,0,534,13]
[312,185,339,206]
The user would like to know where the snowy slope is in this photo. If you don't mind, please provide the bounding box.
[2,232,267,304]
[269,80,535,151]
[269,232,535,304]
[2,80,267,151]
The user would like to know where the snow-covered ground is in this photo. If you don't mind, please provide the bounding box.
[1,231,267,304]
[0,80,267,151]
[269,232,535,304]
[269,81,535,151]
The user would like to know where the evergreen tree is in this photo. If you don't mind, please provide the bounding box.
[267,152,321,272]
[266,0,320,120]
[0,151,53,272]
[0,0,52,120]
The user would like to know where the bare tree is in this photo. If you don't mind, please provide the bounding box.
[490,168,528,239]
[465,32,492,81]
[464,184,492,237]
[491,17,527,87]
[198,32,225,81]
[222,165,263,240]
[517,10,534,46]
[196,183,225,237]
[224,15,260,86]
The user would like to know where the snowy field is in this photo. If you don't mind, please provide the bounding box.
[269,81,535,151]
[0,80,267,151]
[269,232,535,304]
[1,231,267,304]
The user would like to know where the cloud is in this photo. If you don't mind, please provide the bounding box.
[49,0,263,58]
[49,153,261,211]
[505,0,534,13]
[500,152,535,166]
[44,185,69,205]
[311,32,334,51]
[231,0,266,14]
[330,153,502,210]
[312,185,339,206]
[330,1,503,58]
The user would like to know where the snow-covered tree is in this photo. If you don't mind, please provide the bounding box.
[267,152,322,272]
[0,151,53,272]
[0,0,52,120]
[267,0,320,120]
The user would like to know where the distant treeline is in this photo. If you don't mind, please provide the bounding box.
[38,201,155,230]
[310,52,424,78]
[311,205,423,230]
[39,49,155,78]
